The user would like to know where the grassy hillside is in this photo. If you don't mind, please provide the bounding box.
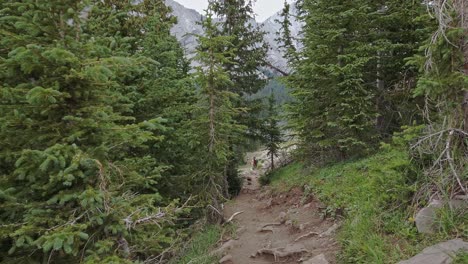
[262,143,467,263]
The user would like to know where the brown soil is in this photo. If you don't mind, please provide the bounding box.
[219,154,340,264]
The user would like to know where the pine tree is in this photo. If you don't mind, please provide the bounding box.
[275,1,300,66]
[0,0,188,262]
[262,92,283,170]
[210,0,270,196]
[286,0,429,163]
[288,0,378,162]
[211,0,269,95]
[192,11,244,222]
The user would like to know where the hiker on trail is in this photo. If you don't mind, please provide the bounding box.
[252,157,258,170]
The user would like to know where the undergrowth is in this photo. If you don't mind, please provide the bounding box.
[171,223,238,264]
[263,133,467,263]
[171,225,222,264]
[453,252,468,264]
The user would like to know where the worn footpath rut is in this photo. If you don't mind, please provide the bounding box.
[216,150,340,264]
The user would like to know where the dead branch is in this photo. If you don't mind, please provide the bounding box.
[265,62,290,76]
[124,197,192,230]
[224,211,244,225]
[445,130,467,195]
[411,128,468,196]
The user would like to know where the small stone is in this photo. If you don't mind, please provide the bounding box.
[415,200,444,234]
[302,254,329,264]
[398,239,468,264]
[219,254,233,264]
[285,220,293,226]
[304,203,313,209]
[278,211,287,224]
[211,240,236,256]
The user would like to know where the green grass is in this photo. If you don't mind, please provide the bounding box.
[259,162,304,187]
[453,252,468,264]
[173,225,222,264]
[263,146,463,263]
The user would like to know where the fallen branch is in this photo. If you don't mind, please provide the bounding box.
[124,197,193,230]
[224,211,244,225]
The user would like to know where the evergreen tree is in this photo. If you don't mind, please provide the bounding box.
[0,0,189,262]
[286,0,429,163]
[210,0,270,196]
[288,0,378,162]
[275,1,300,66]
[192,11,243,222]
[211,0,269,95]
[262,92,283,170]
[408,0,468,198]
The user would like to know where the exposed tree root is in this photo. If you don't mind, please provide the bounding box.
[224,211,244,225]
[294,223,340,242]
[261,222,283,228]
[294,231,319,242]
[257,227,274,233]
[251,245,309,261]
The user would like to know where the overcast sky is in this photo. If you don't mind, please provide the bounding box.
[174,0,290,22]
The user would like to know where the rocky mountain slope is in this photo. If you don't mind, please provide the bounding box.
[165,0,302,71]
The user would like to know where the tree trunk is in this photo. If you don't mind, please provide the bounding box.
[209,93,216,152]
[462,1,468,132]
[270,152,274,170]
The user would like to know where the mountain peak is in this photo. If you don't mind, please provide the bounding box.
[165,0,302,71]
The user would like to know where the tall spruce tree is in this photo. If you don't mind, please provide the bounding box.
[211,0,269,95]
[0,0,190,262]
[192,11,244,222]
[210,0,270,196]
[261,92,283,170]
[285,0,429,163]
[288,0,378,162]
[275,1,300,66]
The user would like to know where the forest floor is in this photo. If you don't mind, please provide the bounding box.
[219,150,340,264]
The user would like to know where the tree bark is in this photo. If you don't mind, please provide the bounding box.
[461,1,468,132]
[270,152,274,170]
[209,92,216,152]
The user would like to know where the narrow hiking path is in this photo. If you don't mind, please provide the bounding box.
[218,149,340,264]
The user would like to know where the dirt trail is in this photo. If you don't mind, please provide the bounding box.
[219,151,340,264]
